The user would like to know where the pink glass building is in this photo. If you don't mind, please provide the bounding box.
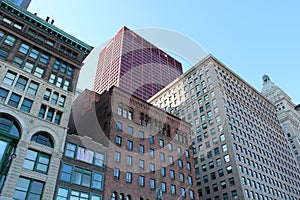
[93,26,183,100]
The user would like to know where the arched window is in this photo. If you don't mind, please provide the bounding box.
[126,195,131,200]
[0,114,21,138]
[0,114,21,191]
[31,132,54,148]
[111,191,117,200]
[119,193,125,200]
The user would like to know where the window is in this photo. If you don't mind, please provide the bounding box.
[168,155,173,164]
[127,155,132,166]
[117,122,122,131]
[162,182,166,192]
[23,149,50,174]
[13,177,44,200]
[161,167,166,176]
[23,62,34,73]
[34,66,44,78]
[63,80,70,91]
[94,152,105,167]
[171,185,176,195]
[116,136,122,146]
[8,93,21,108]
[15,76,28,90]
[29,48,39,59]
[150,179,155,189]
[160,152,165,162]
[178,159,183,168]
[31,132,54,147]
[170,170,175,179]
[149,135,154,144]
[0,49,8,60]
[224,155,230,163]
[51,92,58,104]
[49,73,56,84]
[127,140,133,151]
[56,77,63,87]
[115,152,121,162]
[46,107,54,122]
[139,159,144,169]
[181,188,186,197]
[126,172,132,183]
[139,176,145,187]
[54,110,62,123]
[189,190,194,199]
[58,95,66,107]
[159,139,164,147]
[139,131,144,140]
[38,105,46,118]
[20,98,33,113]
[65,143,76,158]
[39,53,49,64]
[27,81,39,96]
[114,168,120,179]
[0,88,9,102]
[149,148,154,158]
[3,71,16,85]
[127,126,133,135]
[179,173,184,182]
[4,35,16,46]
[138,144,145,154]
[19,43,30,54]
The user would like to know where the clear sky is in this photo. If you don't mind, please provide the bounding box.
[28,0,300,104]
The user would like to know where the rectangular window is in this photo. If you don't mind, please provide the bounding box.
[56,77,63,87]
[159,139,164,147]
[23,62,34,73]
[94,152,105,167]
[22,149,50,174]
[20,98,33,113]
[127,155,132,166]
[3,71,16,85]
[51,92,58,104]
[116,135,122,146]
[139,145,144,154]
[49,73,56,84]
[150,179,155,189]
[139,131,144,140]
[113,168,120,179]
[65,142,76,158]
[0,49,8,60]
[60,63,67,73]
[27,81,39,96]
[127,140,133,151]
[126,172,132,183]
[46,108,54,122]
[60,163,104,190]
[63,80,70,91]
[117,122,122,131]
[0,87,9,102]
[139,176,145,187]
[171,185,176,195]
[39,53,49,64]
[38,104,46,118]
[8,93,21,108]
[43,89,51,101]
[34,66,44,78]
[54,111,62,124]
[139,159,144,169]
[162,182,166,192]
[170,169,175,179]
[127,126,133,135]
[18,43,30,54]
[59,95,66,107]
[4,35,16,46]
[29,48,40,59]
[12,56,24,67]
[67,67,74,76]
[13,177,44,200]
[115,152,121,162]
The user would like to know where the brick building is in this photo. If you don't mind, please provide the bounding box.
[0,0,92,199]
[67,87,198,199]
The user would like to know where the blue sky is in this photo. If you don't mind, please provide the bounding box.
[29,0,300,104]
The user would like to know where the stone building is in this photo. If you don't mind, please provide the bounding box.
[0,0,92,199]
[148,55,300,199]
[67,87,198,200]
[261,75,300,168]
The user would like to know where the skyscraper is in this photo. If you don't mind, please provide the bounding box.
[149,55,300,199]
[93,26,183,101]
[0,0,92,198]
[261,75,300,168]
[6,0,32,9]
